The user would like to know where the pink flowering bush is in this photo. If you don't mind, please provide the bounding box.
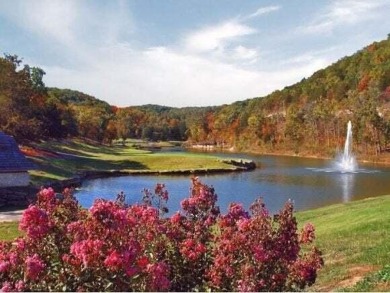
[0,178,323,292]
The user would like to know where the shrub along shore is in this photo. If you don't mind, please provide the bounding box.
[1,191,390,291]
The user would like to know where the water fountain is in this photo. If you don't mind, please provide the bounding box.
[308,120,378,174]
[334,121,357,172]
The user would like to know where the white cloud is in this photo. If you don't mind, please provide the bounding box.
[0,0,134,49]
[246,5,281,19]
[14,0,327,107]
[280,46,340,66]
[3,0,266,106]
[232,45,258,62]
[43,42,328,107]
[0,0,78,45]
[184,21,256,53]
[299,0,388,34]
[43,46,263,107]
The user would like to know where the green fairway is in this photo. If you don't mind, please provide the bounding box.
[28,140,242,185]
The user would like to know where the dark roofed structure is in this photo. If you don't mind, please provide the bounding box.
[0,132,35,187]
[0,132,35,172]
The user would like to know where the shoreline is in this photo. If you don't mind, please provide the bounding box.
[186,145,390,166]
[0,158,256,211]
[3,140,389,213]
[3,189,390,224]
[252,151,390,167]
[47,158,256,190]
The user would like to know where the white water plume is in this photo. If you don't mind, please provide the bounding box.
[334,121,357,173]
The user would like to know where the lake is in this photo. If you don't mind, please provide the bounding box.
[74,152,390,215]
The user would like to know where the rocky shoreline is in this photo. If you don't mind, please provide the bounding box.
[0,186,39,210]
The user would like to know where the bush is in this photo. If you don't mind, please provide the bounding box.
[0,178,323,291]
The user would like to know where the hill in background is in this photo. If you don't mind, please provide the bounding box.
[1,36,390,159]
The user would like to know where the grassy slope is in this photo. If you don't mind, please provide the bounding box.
[297,195,390,291]
[1,195,390,291]
[28,140,239,185]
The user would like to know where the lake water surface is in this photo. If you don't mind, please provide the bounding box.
[75,152,390,215]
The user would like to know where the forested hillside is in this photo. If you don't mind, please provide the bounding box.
[187,36,390,157]
[0,57,212,144]
[1,36,390,158]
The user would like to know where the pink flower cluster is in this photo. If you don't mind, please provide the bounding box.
[70,239,104,267]
[25,254,45,281]
[155,183,169,201]
[38,187,55,203]
[300,222,316,243]
[0,181,323,292]
[142,183,169,216]
[180,177,220,222]
[180,238,207,261]
[146,262,170,291]
[104,247,141,277]
[0,280,25,292]
[19,205,51,238]
[0,260,10,273]
[90,199,127,229]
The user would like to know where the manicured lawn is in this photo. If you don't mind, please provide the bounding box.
[0,221,20,241]
[296,195,390,291]
[28,140,239,185]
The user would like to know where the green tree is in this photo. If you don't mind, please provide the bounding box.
[30,67,46,93]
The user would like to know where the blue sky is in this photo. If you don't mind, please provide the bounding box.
[0,0,389,107]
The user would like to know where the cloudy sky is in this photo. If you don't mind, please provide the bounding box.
[0,0,389,107]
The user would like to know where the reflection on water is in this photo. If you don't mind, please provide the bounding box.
[75,153,390,215]
[340,173,354,202]
[306,167,380,174]
[306,163,381,203]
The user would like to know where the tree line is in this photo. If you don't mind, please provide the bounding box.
[185,36,390,157]
[1,35,390,157]
[0,55,210,144]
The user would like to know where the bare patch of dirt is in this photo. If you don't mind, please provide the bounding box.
[313,265,379,291]
[20,146,60,158]
[337,265,378,288]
